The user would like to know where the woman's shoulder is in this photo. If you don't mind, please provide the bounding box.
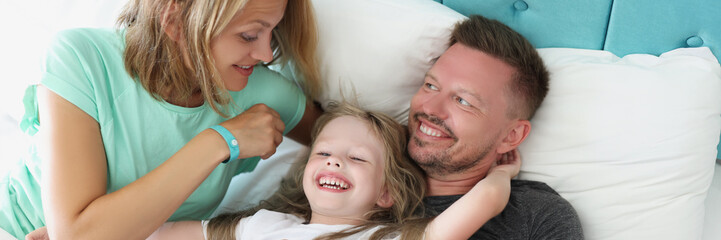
[48,28,124,56]
[40,28,133,123]
[55,27,116,38]
[247,65,291,85]
[43,27,127,81]
[53,28,120,43]
[231,65,307,130]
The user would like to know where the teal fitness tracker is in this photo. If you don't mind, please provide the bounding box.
[209,125,239,163]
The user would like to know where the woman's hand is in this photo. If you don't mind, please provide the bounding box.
[220,104,285,160]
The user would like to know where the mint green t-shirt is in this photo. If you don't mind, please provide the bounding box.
[0,28,306,238]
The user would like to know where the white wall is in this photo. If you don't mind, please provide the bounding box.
[0,0,126,173]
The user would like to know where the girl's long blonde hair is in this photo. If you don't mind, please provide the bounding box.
[207,103,430,240]
[117,0,320,117]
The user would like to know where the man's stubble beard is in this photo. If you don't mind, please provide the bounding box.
[409,134,496,178]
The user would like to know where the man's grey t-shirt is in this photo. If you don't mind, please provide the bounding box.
[423,180,584,240]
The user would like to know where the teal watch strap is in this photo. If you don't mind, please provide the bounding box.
[209,125,239,163]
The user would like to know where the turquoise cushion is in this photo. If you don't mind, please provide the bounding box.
[441,0,612,50]
[604,0,721,64]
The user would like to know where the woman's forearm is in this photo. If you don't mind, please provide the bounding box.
[39,86,228,240]
[43,130,226,240]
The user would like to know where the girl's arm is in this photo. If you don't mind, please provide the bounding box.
[26,221,205,240]
[146,221,205,240]
[424,149,521,240]
[38,87,284,239]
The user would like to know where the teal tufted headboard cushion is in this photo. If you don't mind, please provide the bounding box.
[435,0,721,159]
[442,0,613,50]
[605,0,721,58]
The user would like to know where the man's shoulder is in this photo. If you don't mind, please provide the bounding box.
[423,179,584,239]
[509,179,564,203]
[423,179,570,214]
[510,179,556,192]
[507,179,579,219]
[498,179,583,239]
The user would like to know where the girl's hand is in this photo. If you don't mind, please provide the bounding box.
[221,104,285,160]
[425,150,521,240]
[25,226,49,240]
[490,149,522,179]
[146,221,204,240]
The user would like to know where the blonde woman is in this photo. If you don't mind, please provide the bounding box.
[147,103,520,240]
[0,0,322,239]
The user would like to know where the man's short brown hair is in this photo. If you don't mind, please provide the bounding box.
[450,15,549,120]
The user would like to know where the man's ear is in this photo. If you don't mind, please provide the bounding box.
[497,120,531,154]
[161,1,183,42]
[376,187,394,208]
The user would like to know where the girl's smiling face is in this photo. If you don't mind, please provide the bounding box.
[210,0,286,91]
[302,116,391,225]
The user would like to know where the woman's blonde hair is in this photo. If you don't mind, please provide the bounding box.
[206,103,430,240]
[117,0,320,117]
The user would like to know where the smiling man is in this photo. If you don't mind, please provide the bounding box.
[408,15,584,239]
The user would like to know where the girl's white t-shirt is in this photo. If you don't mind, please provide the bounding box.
[202,209,400,240]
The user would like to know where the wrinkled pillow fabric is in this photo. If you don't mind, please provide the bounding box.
[311,0,466,124]
[520,47,721,240]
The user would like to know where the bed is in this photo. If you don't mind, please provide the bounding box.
[0,0,719,239]
[220,1,721,240]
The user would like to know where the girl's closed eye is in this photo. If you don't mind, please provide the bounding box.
[349,155,367,162]
[316,151,331,157]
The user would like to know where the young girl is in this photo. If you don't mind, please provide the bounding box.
[0,0,322,239]
[148,103,521,240]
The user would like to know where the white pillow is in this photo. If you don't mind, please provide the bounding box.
[520,47,721,240]
[311,0,466,124]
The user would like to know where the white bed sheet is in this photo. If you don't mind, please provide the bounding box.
[703,163,721,240]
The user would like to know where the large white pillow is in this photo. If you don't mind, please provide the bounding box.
[311,0,466,124]
[222,0,464,212]
[520,47,721,240]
